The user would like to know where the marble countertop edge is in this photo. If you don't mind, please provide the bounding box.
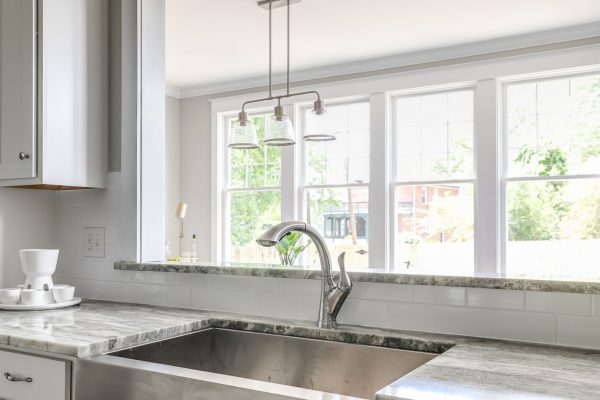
[114,261,600,294]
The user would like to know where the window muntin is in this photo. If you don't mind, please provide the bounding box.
[506,179,600,278]
[506,74,600,177]
[301,100,371,268]
[304,187,369,268]
[394,184,474,274]
[395,90,474,181]
[303,101,370,186]
[228,115,281,189]
[226,190,281,263]
[393,88,475,274]
[224,113,281,263]
[504,73,600,278]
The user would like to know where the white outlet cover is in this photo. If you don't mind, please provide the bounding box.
[84,227,105,258]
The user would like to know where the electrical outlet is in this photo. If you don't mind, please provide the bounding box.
[84,227,105,258]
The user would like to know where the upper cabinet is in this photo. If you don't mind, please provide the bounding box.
[0,0,108,189]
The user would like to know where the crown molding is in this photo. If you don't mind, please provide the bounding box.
[169,22,600,99]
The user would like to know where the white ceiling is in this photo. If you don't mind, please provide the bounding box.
[165,0,600,95]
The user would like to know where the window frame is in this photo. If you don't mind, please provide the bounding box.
[221,109,285,263]
[499,69,600,274]
[389,83,478,273]
[211,45,600,277]
[296,96,378,267]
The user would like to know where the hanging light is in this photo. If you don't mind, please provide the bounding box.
[265,102,295,146]
[229,0,332,149]
[303,99,336,142]
[229,111,259,149]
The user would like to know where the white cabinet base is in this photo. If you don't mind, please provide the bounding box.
[0,349,69,400]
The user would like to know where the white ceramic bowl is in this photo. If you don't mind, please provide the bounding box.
[20,249,59,290]
[20,289,46,305]
[0,288,21,305]
[52,286,75,303]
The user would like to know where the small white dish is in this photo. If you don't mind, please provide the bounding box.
[0,297,81,311]
[0,288,21,305]
[52,285,75,303]
[20,289,46,305]
[43,289,55,304]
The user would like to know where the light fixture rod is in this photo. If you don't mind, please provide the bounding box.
[241,90,321,112]
[286,0,290,95]
[268,1,272,98]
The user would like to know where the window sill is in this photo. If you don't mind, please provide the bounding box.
[114,261,600,294]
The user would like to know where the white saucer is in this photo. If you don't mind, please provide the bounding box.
[0,297,81,311]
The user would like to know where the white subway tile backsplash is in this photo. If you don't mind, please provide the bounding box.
[260,293,300,319]
[526,292,591,316]
[413,286,465,306]
[209,275,279,293]
[494,310,557,344]
[339,299,388,327]
[157,286,191,308]
[190,287,260,315]
[360,283,412,303]
[593,295,600,317]
[467,288,524,310]
[558,316,600,349]
[174,274,209,288]
[438,307,494,337]
[278,278,320,296]
[387,303,437,332]
[299,296,320,321]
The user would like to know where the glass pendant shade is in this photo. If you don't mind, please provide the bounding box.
[303,106,335,142]
[264,114,296,146]
[229,120,259,149]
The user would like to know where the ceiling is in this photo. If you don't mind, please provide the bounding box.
[165,0,600,96]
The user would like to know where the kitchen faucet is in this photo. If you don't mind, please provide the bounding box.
[257,221,352,329]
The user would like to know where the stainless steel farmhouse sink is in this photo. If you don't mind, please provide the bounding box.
[74,328,437,400]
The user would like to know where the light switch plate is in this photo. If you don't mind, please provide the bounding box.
[84,227,105,258]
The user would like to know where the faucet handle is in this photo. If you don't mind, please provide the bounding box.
[337,252,352,290]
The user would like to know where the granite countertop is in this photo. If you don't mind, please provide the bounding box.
[115,260,600,294]
[1,300,599,400]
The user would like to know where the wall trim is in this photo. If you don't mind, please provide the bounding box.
[167,22,600,99]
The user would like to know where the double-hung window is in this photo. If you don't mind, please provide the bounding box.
[392,87,476,274]
[503,72,600,278]
[223,113,282,263]
[299,100,371,268]
[217,58,600,280]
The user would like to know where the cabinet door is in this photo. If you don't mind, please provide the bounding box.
[0,349,68,400]
[0,0,36,180]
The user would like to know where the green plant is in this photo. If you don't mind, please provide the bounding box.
[275,232,311,265]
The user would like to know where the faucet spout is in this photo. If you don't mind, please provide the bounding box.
[257,221,352,328]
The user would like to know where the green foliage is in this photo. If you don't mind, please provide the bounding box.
[230,191,280,247]
[509,147,570,241]
[275,232,311,265]
[229,115,282,248]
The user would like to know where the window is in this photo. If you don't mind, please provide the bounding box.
[301,100,371,268]
[503,73,600,278]
[392,89,475,274]
[224,114,281,263]
[216,58,600,280]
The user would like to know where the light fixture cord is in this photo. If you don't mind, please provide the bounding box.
[286,0,290,95]
[269,1,272,98]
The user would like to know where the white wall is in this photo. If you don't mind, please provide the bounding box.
[0,189,56,288]
[165,95,181,252]
[178,95,212,260]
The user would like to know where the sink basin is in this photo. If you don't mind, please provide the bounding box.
[75,328,436,400]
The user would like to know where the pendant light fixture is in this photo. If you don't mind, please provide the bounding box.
[229,0,331,149]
